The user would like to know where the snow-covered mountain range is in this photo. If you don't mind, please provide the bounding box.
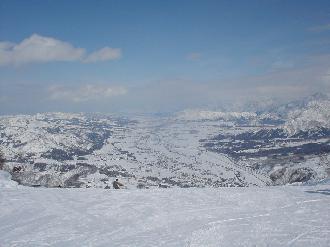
[0,94,329,188]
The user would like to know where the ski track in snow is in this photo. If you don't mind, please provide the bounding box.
[0,185,330,247]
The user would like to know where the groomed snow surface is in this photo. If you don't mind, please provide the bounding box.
[0,172,329,247]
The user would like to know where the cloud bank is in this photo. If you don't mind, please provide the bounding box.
[0,34,121,66]
[48,84,127,103]
[84,47,121,63]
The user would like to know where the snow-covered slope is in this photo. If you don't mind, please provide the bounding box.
[0,170,18,188]
[176,109,284,126]
[200,94,330,185]
[176,110,257,121]
[0,112,115,159]
[0,184,329,246]
[0,94,329,188]
[254,92,330,117]
[284,100,330,135]
[0,113,271,188]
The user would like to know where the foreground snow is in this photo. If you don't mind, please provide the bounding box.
[1,181,329,247]
[0,171,19,188]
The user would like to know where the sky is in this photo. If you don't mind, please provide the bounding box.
[1,0,330,114]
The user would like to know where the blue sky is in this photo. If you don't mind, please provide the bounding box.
[1,0,330,114]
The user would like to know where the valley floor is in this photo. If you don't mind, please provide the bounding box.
[1,182,330,246]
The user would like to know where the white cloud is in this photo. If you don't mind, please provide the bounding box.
[48,84,127,103]
[0,34,85,66]
[84,47,121,63]
[0,34,121,66]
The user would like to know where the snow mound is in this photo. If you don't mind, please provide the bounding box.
[0,170,18,188]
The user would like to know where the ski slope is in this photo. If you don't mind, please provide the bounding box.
[0,173,329,246]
